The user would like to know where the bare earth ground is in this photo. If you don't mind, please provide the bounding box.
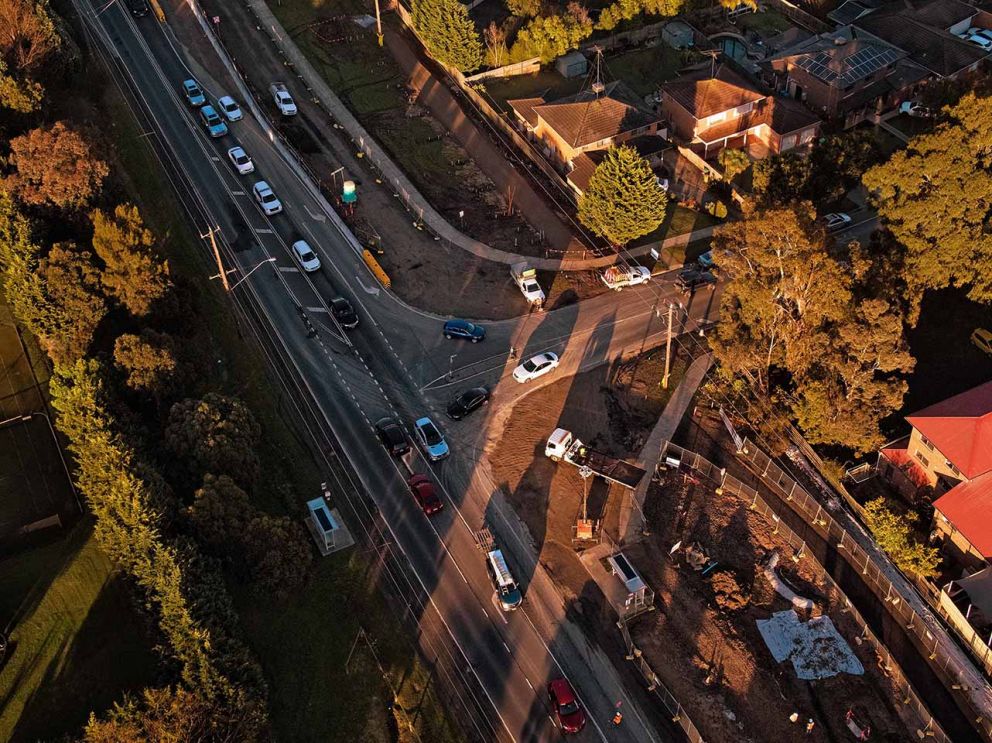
[490,350,913,742]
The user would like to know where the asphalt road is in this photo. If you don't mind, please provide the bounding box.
[73,1,724,739]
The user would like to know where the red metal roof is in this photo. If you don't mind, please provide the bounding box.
[934,472,992,558]
[906,381,992,480]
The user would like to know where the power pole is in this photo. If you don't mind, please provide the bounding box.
[662,302,674,389]
[373,0,383,46]
[202,226,230,292]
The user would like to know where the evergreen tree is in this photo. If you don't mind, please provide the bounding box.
[113,329,182,398]
[166,394,261,486]
[717,147,750,181]
[39,242,108,364]
[577,145,667,247]
[91,204,172,317]
[412,0,483,72]
[510,4,592,62]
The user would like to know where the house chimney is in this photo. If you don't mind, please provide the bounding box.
[834,36,848,45]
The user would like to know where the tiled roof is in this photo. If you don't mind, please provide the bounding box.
[695,96,820,143]
[566,151,603,193]
[507,97,545,128]
[531,83,658,149]
[662,66,766,120]
[855,12,988,76]
[907,380,992,479]
[935,472,992,558]
[905,0,975,29]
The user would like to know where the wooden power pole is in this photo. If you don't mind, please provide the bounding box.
[662,302,674,389]
[203,226,230,292]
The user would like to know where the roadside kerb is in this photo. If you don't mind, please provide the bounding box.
[663,439,954,743]
[733,436,992,740]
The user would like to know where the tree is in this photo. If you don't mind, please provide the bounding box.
[0,58,42,112]
[83,685,266,743]
[863,93,992,314]
[578,145,667,247]
[190,474,312,599]
[412,0,483,72]
[597,0,682,30]
[5,122,109,209]
[718,148,750,181]
[113,329,181,397]
[510,7,592,63]
[39,242,108,365]
[505,0,541,18]
[0,0,61,73]
[166,394,261,485]
[711,203,912,452]
[863,498,940,578]
[91,204,171,316]
[720,0,755,9]
[484,21,508,68]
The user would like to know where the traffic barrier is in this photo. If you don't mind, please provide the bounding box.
[149,0,166,22]
[362,249,391,289]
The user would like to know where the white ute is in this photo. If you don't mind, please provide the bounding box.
[601,265,651,290]
[270,83,298,116]
[510,262,545,307]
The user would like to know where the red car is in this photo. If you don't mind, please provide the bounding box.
[407,473,443,516]
[547,678,586,734]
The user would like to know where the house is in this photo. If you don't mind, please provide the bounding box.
[566,135,668,194]
[508,81,666,192]
[660,66,821,159]
[764,27,930,128]
[877,381,992,567]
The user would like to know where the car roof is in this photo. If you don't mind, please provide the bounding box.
[376,416,401,428]
[219,95,235,104]
[415,417,435,428]
[292,240,310,251]
[549,678,576,702]
[330,297,351,308]
[408,473,430,485]
[228,145,245,155]
[183,79,199,88]
[254,181,271,190]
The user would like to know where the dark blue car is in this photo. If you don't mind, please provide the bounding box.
[443,319,485,343]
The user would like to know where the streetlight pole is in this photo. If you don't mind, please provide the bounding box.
[228,257,277,292]
[447,353,456,380]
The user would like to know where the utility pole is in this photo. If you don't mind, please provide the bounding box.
[202,226,230,292]
[662,302,674,389]
[373,0,383,46]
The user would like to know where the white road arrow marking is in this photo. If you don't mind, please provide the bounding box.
[304,204,326,222]
[355,275,381,296]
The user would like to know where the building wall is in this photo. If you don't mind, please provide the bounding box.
[908,427,966,487]
[660,95,700,141]
[934,511,988,570]
[533,117,661,164]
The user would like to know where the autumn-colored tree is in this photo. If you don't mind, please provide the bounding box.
[718,147,750,181]
[863,93,992,316]
[38,242,108,365]
[113,329,181,397]
[0,58,42,112]
[505,0,541,17]
[412,0,483,71]
[578,145,667,247]
[5,122,109,209]
[90,204,171,316]
[82,686,266,743]
[863,498,940,578]
[712,203,913,452]
[597,0,682,30]
[0,0,60,73]
[166,394,261,486]
[510,5,592,62]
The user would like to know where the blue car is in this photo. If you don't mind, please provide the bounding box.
[182,78,206,106]
[199,105,228,138]
[443,319,485,343]
[413,417,449,461]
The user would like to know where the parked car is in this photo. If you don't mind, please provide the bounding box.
[199,105,228,138]
[674,268,716,294]
[547,678,587,734]
[512,352,560,383]
[252,181,282,215]
[291,240,320,272]
[217,95,243,121]
[330,297,359,329]
[413,417,449,461]
[443,319,485,342]
[972,327,992,355]
[899,101,935,118]
[227,146,254,175]
[182,78,206,106]
[127,0,149,17]
[375,416,410,457]
[407,473,443,516]
[447,386,490,420]
[822,212,852,232]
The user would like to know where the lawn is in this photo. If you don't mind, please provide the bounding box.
[0,522,159,743]
[102,49,460,743]
[603,43,687,97]
[735,9,792,35]
[485,69,585,111]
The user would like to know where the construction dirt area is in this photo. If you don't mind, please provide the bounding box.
[488,348,916,742]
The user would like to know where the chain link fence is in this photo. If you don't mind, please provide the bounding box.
[661,440,956,743]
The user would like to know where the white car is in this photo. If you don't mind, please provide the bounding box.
[253,181,282,215]
[822,212,852,232]
[227,146,254,175]
[512,352,560,383]
[217,95,243,121]
[291,240,321,272]
[270,83,298,116]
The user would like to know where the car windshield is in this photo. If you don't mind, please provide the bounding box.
[300,250,315,261]
[235,153,248,164]
[522,358,541,372]
[262,193,276,203]
[421,423,441,446]
[559,700,580,716]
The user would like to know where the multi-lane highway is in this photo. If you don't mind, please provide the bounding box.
[74,0,722,738]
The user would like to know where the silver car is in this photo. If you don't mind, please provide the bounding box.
[291,240,321,272]
[227,146,254,175]
[253,181,282,215]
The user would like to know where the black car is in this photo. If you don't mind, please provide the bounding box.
[446,386,490,420]
[127,0,149,17]
[375,416,410,456]
[330,297,358,329]
[675,268,716,294]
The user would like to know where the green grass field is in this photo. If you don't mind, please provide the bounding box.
[0,522,159,743]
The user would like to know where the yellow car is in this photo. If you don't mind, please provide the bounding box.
[971,327,992,355]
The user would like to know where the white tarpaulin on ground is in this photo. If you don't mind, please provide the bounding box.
[757,609,864,680]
